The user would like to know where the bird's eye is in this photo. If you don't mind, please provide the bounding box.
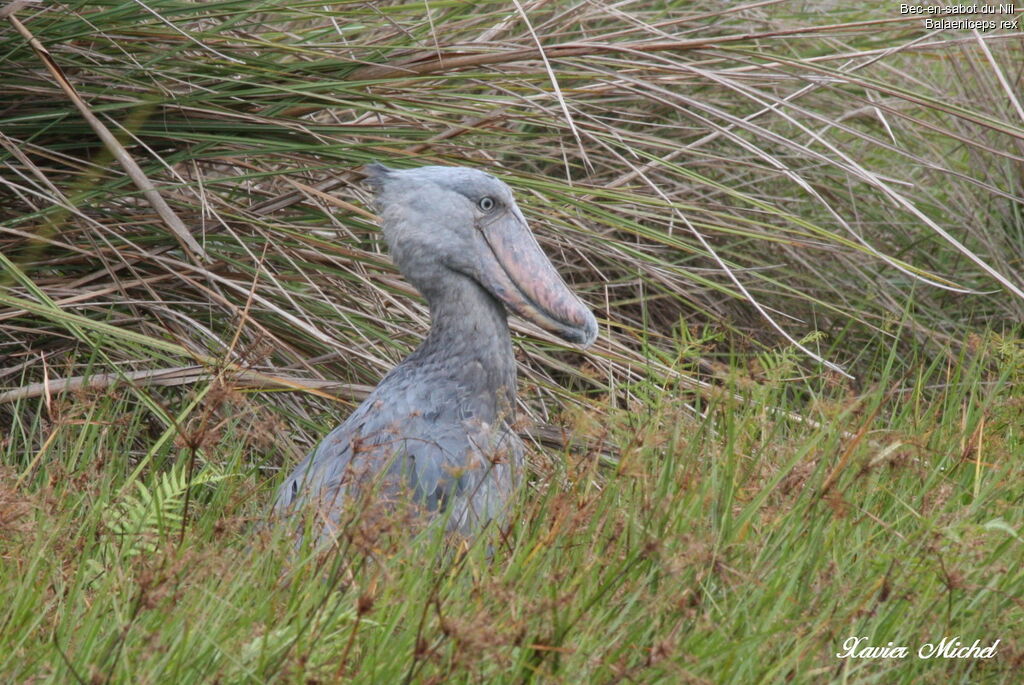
[478,196,496,212]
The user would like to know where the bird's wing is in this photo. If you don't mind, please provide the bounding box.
[274,362,522,537]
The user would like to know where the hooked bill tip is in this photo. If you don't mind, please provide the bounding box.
[561,309,598,348]
[578,312,599,348]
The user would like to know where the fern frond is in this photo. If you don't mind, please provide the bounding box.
[96,464,229,565]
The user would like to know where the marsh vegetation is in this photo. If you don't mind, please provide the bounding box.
[1,1,1022,682]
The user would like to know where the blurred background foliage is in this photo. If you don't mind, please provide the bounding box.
[3,1,1023,428]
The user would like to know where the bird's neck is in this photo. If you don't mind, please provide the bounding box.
[415,272,517,404]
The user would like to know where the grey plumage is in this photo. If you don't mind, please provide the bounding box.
[273,164,597,544]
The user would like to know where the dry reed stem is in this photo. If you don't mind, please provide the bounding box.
[4,4,209,263]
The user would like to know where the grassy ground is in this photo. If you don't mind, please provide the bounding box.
[2,333,1022,683]
[2,1,1023,683]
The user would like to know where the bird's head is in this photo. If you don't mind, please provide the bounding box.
[362,163,597,348]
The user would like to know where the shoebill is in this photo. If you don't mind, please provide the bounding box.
[273,164,597,544]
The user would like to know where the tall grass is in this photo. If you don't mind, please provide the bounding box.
[1,333,1022,682]
[2,1,1023,682]
[3,1,1022,402]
